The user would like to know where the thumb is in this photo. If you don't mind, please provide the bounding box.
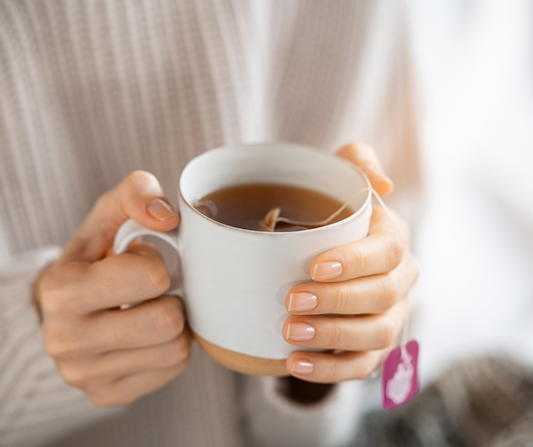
[336,141,394,196]
[63,171,180,262]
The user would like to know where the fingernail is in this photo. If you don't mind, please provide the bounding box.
[288,292,318,312]
[286,323,315,342]
[291,360,314,375]
[312,262,343,281]
[147,198,178,221]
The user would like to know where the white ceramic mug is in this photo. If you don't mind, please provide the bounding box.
[114,143,372,375]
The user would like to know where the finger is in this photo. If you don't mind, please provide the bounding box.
[336,141,393,196]
[310,207,406,282]
[286,348,391,383]
[40,243,170,315]
[287,252,419,315]
[46,243,171,315]
[58,332,192,390]
[85,296,186,352]
[282,297,410,351]
[44,297,186,358]
[62,171,180,263]
[96,332,191,378]
[89,362,190,407]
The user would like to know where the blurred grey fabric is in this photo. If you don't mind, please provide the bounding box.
[354,356,533,447]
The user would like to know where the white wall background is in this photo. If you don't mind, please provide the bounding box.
[407,0,533,384]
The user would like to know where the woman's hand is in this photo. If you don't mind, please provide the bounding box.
[34,171,191,406]
[283,142,419,383]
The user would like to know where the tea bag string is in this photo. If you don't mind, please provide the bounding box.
[368,189,410,357]
[368,190,411,359]
[264,186,402,231]
[275,187,370,228]
[371,191,411,359]
[400,311,410,359]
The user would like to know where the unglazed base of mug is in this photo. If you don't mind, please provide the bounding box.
[194,332,289,376]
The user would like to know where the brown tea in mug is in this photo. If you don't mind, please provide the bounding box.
[194,183,353,231]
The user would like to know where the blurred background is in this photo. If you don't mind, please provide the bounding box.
[407,0,533,384]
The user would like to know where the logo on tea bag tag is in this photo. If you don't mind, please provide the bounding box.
[382,340,419,410]
[387,352,414,404]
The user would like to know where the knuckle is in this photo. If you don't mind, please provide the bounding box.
[39,289,63,316]
[38,274,73,316]
[322,360,339,383]
[387,234,405,269]
[39,262,92,316]
[377,317,396,349]
[48,291,79,316]
[332,284,351,314]
[166,337,191,365]
[146,263,171,295]
[379,275,398,310]
[351,247,369,278]
[326,322,343,348]
[124,170,158,192]
[154,301,185,341]
[43,327,83,359]
[37,271,56,300]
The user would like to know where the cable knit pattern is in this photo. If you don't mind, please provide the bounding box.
[0,1,417,445]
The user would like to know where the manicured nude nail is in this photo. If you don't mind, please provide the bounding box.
[147,198,178,221]
[312,262,343,281]
[288,292,318,313]
[286,323,315,342]
[291,360,314,375]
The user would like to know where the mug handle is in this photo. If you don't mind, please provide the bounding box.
[114,219,182,308]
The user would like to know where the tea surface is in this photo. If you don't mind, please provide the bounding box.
[194,183,352,232]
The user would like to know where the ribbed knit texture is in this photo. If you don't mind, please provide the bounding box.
[0,1,418,446]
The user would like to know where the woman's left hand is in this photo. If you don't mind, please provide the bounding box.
[283,142,420,383]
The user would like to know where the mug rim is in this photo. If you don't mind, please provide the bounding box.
[178,142,372,236]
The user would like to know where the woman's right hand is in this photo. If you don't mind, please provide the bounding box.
[33,171,191,407]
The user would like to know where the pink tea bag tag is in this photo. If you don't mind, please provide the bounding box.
[382,340,419,411]
[369,193,420,410]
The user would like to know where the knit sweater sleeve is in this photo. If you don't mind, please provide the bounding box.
[242,375,368,447]
[0,247,117,447]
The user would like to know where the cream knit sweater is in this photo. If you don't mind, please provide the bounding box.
[0,1,418,446]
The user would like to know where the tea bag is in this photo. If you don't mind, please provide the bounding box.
[382,314,419,410]
[261,186,371,231]
[259,207,281,231]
